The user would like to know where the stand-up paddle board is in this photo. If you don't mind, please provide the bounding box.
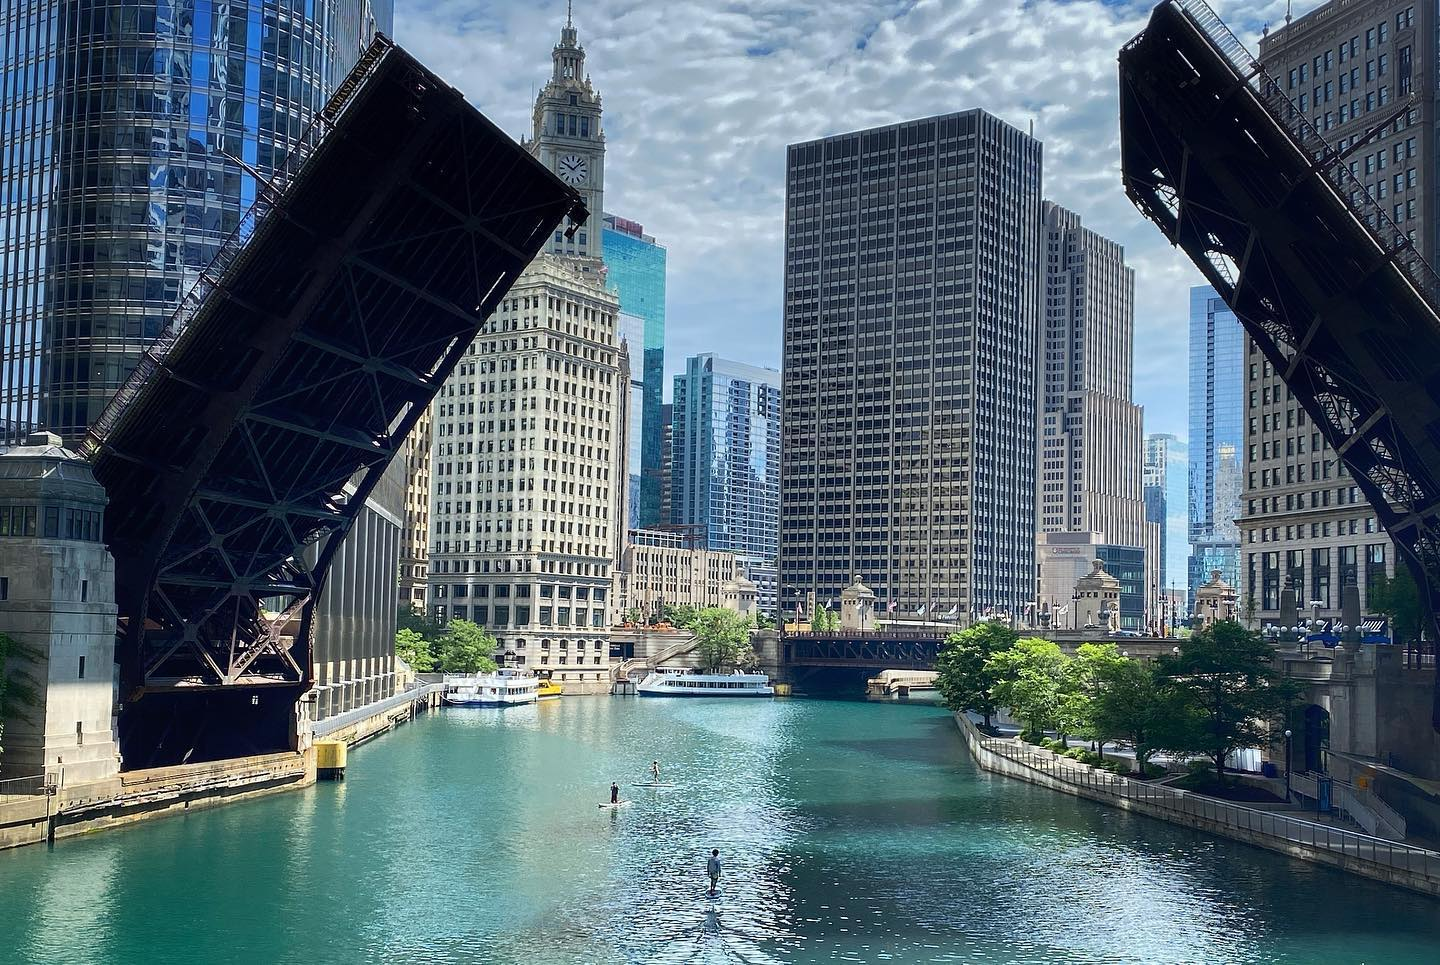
[632,781,675,788]
[598,800,632,809]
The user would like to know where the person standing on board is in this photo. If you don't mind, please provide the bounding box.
[706,848,721,896]
[610,781,620,805]
[651,760,662,783]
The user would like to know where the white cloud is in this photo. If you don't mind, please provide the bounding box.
[395,0,1325,441]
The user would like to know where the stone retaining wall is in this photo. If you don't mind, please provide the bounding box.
[955,714,1440,897]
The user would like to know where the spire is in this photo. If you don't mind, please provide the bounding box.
[554,0,583,82]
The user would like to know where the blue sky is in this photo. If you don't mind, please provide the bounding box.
[395,0,1311,442]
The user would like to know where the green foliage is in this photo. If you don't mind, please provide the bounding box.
[1151,620,1299,782]
[934,621,1017,727]
[1239,595,1258,629]
[670,604,701,630]
[0,632,42,767]
[621,608,643,626]
[987,637,1069,740]
[397,604,442,639]
[1368,567,1422,647]
[691,607,753,672]
[752,611,774,630]
[1086,646,1171,774]
[436,619,499,674]
[395,626,436,672]
[810,604,838,632]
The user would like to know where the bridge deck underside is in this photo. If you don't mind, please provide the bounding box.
[1119,0,1440,728]
[785,634,942,670]
[85,39,582,721]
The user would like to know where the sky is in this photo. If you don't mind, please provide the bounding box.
[394,0,1316,442]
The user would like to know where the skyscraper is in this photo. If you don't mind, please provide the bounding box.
[1035,201,1155,629]
[616,310,646,527]
[426,10,625,692]
[0,0,398,720]
[1144,433,1191,593]
[672,355,781,606]
[602,215,666,526]
[0,0,392,445]
[1238,0,1415,626]
[1188,286,1244,604]
[781,111,1043,619]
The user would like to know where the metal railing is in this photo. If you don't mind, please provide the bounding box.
[975,731,1440,881]
[0,773,45,798]
[1170,0,1439,297]
[311,680,442,739]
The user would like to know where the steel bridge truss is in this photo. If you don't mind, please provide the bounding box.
[83,38,584,695]
[1120,0,1440,728]
[785,633,943,670]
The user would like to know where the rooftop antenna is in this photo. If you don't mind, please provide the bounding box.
[567,0,573,28]
[1286,0,1292,26]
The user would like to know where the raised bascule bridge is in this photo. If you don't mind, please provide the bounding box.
[81,37,584,766]
[1119,0,1440,731]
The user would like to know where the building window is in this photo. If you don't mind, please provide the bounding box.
[81,580,88,603]
[78,655,86,680]
[0,577,7,601]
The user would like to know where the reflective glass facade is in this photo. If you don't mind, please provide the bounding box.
[1097,544,1146,631]
[1143,432,1190,592]
[672,354,781,576]
[1187,286,1244,603]
[602,214,666,525]
[0,0,391,445]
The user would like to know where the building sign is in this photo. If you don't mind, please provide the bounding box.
[1360,616,1392,645]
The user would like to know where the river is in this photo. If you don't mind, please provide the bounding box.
[2,697,1439,963]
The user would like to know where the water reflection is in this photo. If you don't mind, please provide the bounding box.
[1,699,1439,964]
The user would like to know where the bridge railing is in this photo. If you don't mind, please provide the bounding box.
[976,730,1440,883]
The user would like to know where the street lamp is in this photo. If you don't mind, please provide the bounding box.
[1284,728,1293,803]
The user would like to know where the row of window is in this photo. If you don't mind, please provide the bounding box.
[0,503,103,541]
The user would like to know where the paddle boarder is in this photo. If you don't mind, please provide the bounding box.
[610,781,620,805]
[651,760,661,783]
[706,848,721,896]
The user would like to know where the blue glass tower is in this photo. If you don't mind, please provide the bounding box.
[1187,285,1244,606]
[602,213,666,526]
[672,354,781,583]
[0,0,392,445]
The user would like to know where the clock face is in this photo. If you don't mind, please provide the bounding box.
[557,154,589,186]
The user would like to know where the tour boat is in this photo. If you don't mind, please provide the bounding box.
[536,678,563,701]
[443,670,540,707]
[636,668,774,698]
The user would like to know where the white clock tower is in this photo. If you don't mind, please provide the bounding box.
[529,4,605,261]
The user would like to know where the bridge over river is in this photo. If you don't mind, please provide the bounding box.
[779,630,1178,673]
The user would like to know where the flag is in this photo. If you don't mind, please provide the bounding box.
[915,603,927,616]
[945,604,959,619]
[887,599,897,613]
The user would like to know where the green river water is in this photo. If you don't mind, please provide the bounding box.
[2,697,1438,964]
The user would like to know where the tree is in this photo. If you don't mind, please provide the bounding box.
[671,604,701,630]
[395,626,436,672]
[1369,567,1422,648]
[397,604,441,638]
[621,608,643,626]
[934,621,1017,728]
[436,619,499,674]
[1059,643,1125,750]
[752,611,774,630]
[987,637,1070,740]
[1087,651,1168,774]
[1152,620,1299,784]
[691,607,753,671]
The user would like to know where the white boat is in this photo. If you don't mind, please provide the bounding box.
[443,670,540,707]
[636,668,774,698]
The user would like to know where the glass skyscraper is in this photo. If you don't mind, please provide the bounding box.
[0,0,391,444]
[0,0,395,720]
[1144,432,1190,593]
[602,213,666,526]
[1187,285,1244,605]
[672,355,781,594]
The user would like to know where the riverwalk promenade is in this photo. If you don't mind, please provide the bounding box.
[954,714,1440,897]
